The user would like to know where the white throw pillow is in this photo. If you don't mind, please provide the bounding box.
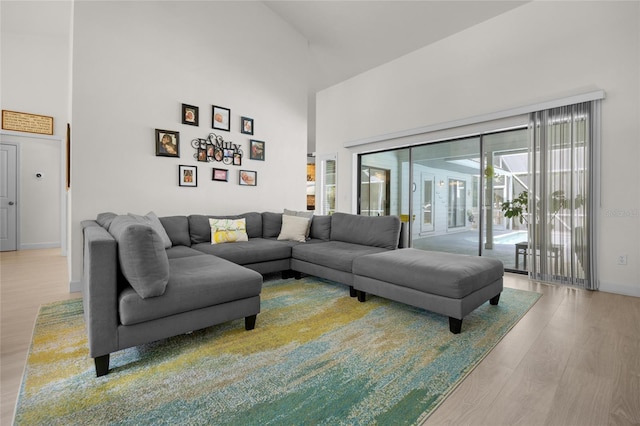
[277,215,311,243]
[284,208,314,238]
[209,218,249,244]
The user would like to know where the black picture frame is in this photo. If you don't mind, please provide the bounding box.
[182,104,199,126]
[249,139,265,161]
[239,170,257,186]
[241,116,254,135]
[212,168,229,182]
[155,129,180,157]
[179,165,197,187]
[212,105,230,131]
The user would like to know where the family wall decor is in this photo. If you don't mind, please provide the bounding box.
[156,102,263,187]
[191,133,243,165]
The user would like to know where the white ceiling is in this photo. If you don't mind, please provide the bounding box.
[264,1,528,93]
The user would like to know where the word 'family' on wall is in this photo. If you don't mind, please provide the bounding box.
[191,133,243,166]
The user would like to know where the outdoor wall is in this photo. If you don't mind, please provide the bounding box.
[0,0,72,250]
[316,1,640,296]
[70,1,308,286]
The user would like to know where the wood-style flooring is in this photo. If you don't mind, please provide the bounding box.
[1,249,639,425]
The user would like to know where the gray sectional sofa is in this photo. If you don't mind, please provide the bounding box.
[81,211,404,376]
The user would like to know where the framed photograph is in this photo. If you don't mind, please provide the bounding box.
[249,139,265,161]
[212,105,230,131]
[182,104,199,126]
[179,165,197,187]
[155,129,180,157]
[241,116,254,135]
[212,168,229,182]
[233,152,242,166]
[239,170,257,186]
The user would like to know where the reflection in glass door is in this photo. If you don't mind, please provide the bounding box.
[421,174,434,233]
[447,179,466,228]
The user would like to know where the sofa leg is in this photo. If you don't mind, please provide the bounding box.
[293,271,302,280]
[357,291,367,302]
[349,286,357,297]
[245,314,257,330]
[449,317,462,334]
[490,293,501,305]
[95,354,110,377]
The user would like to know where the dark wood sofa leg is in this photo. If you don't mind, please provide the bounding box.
[293,271,302,280]
[349,286,357,297]
[449,317,462,334]
[357,291,367,302]
[245,314,257,330]
[95,354,110,377]
[490,293,501,305]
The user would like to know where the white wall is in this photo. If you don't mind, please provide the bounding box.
[0,0,72,250]
[316,1,640,296]
[69,1,309,285]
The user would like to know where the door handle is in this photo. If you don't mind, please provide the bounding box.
[8,201,14,205]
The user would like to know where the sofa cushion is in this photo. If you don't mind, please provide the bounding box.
[165,245,206,259]
[108,215,169,299]
[189,212,262,244]
[262,212,282,238]
[330,213,401,250]
[277,214,311,243]
[128,211,172,249]
[292,240,390,273]
[192,238,292,265]
[309,215,331,240]
[210,218,249,244]
[159,215,191,247]
[119,255,262,326]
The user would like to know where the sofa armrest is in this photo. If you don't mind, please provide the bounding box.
[82,221,119,357]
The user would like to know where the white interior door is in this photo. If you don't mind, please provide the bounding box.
[0,144,18,251]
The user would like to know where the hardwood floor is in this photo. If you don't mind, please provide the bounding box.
[1,249,638,425]
[0,249,81,425]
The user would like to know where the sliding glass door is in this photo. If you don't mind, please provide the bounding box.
[357,128,530,271]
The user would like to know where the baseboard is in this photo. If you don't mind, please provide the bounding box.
[599,281,640,298]
[69,280,82,294]
[19,242,61,250]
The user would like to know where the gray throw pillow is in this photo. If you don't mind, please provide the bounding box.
[109,215,170,299]
[96,212,117,229]
[128,211,172,249]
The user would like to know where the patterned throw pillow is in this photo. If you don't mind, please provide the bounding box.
[209,218,249,244]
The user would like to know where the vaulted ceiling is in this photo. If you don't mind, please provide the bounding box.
[264,1,528,93]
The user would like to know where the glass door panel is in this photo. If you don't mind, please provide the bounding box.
[481,129,529,270]
[410,137,480,256]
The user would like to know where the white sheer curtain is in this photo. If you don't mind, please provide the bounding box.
[528,101,599,289]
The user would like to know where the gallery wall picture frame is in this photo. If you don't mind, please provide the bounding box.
[212,105,231,131]
[241,116,253,135]
[212,168,229,182]
[182,104,199,126]
[179,165,197,187]
[239,170,257,186]
[249,139,265,161]
[156,129,180,157]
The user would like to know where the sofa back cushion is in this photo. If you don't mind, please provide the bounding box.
[262,212,282,238]
[159,215,191,247]
[309,215,331,240]
[189,212,262,244]
[108,215,170,299]
[330,213,401,250]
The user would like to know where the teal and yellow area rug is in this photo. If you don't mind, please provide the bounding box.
[15,277,540,425]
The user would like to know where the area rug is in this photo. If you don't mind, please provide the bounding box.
[14,277,540,425]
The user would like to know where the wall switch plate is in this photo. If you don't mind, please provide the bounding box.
[617,255,628,265]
